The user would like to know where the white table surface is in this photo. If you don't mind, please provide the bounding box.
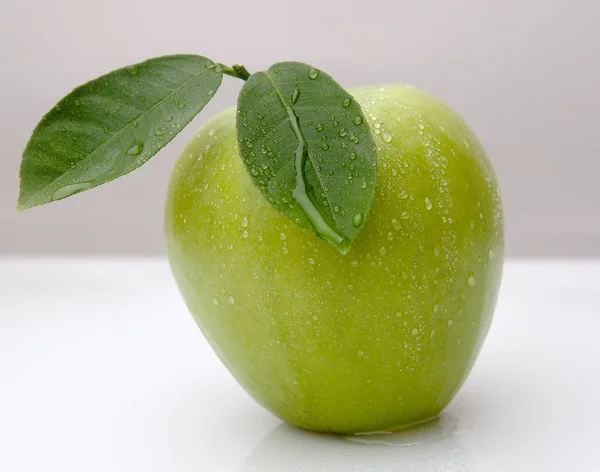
[1,258,599,471]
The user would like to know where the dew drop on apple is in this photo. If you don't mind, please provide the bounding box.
[425,197,433,210]
[357,350,364,357]
[212,298,219,306]
[382,132,393,143]
[227,296,235,305]
[468,273,476,287]
[241,216,249,227]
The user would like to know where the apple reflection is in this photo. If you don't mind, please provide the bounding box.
[240,415,476,472]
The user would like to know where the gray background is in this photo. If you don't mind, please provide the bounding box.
[1,0,598,256]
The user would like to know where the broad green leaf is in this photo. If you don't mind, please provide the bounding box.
[236,62,377,254]
[18,54,222,210]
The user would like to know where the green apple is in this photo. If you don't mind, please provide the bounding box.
[165,84,503,434]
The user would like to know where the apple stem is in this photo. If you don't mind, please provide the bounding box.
[219,64,251,81]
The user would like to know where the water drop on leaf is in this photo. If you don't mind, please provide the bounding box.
[126,65,139,75]
[352,213,364,227]
[342,98,351,107]
[353,116,363,125]
[291,88,300,104]
[51,181,93,201]
[126,142,144,157]
[308,68,319,79]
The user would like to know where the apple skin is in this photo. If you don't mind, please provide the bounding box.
[165,84,504,434]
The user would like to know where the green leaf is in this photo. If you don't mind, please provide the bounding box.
[236,62,377,254]
[18,54,222,210]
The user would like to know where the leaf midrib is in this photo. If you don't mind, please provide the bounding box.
[262,70,337,221]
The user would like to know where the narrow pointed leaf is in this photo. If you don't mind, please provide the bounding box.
[236,62,377,254]
[18,54,222,210]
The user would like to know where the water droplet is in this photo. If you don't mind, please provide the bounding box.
[400,211,409,219]
[212,298,219,306]
[250,168,259,176]
[291,88,300,104]
[411,328,419,336]
[361,182,367,189]
[468,273,477,287]
[425,197,433,210]
[353,116,363,125]
[308,68,319,79]
[357,350,364,357]
[379,247,387,256]
[241,216,249,227]
[387,232,394,241]
[391,218,402,230]
[245,140,253,148]
[126,142,144,157]
[51,181,93,201]
[352,213,364,227]
[316,124,324,131]
[155,130,164,136]
[333,205,340,213]
[342,98,351,107]
[321,143,329,150]
[280,233,286,240]
[133,121,139,128]
[448,320,454,326]
[308,257,315,265]
[126,64,139,75]
[227,296,235,305]
[349,152,357,160]
[382,132,392,143]
[242,230,249,238]
[339,128,348,137]
[398,189,408,199]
